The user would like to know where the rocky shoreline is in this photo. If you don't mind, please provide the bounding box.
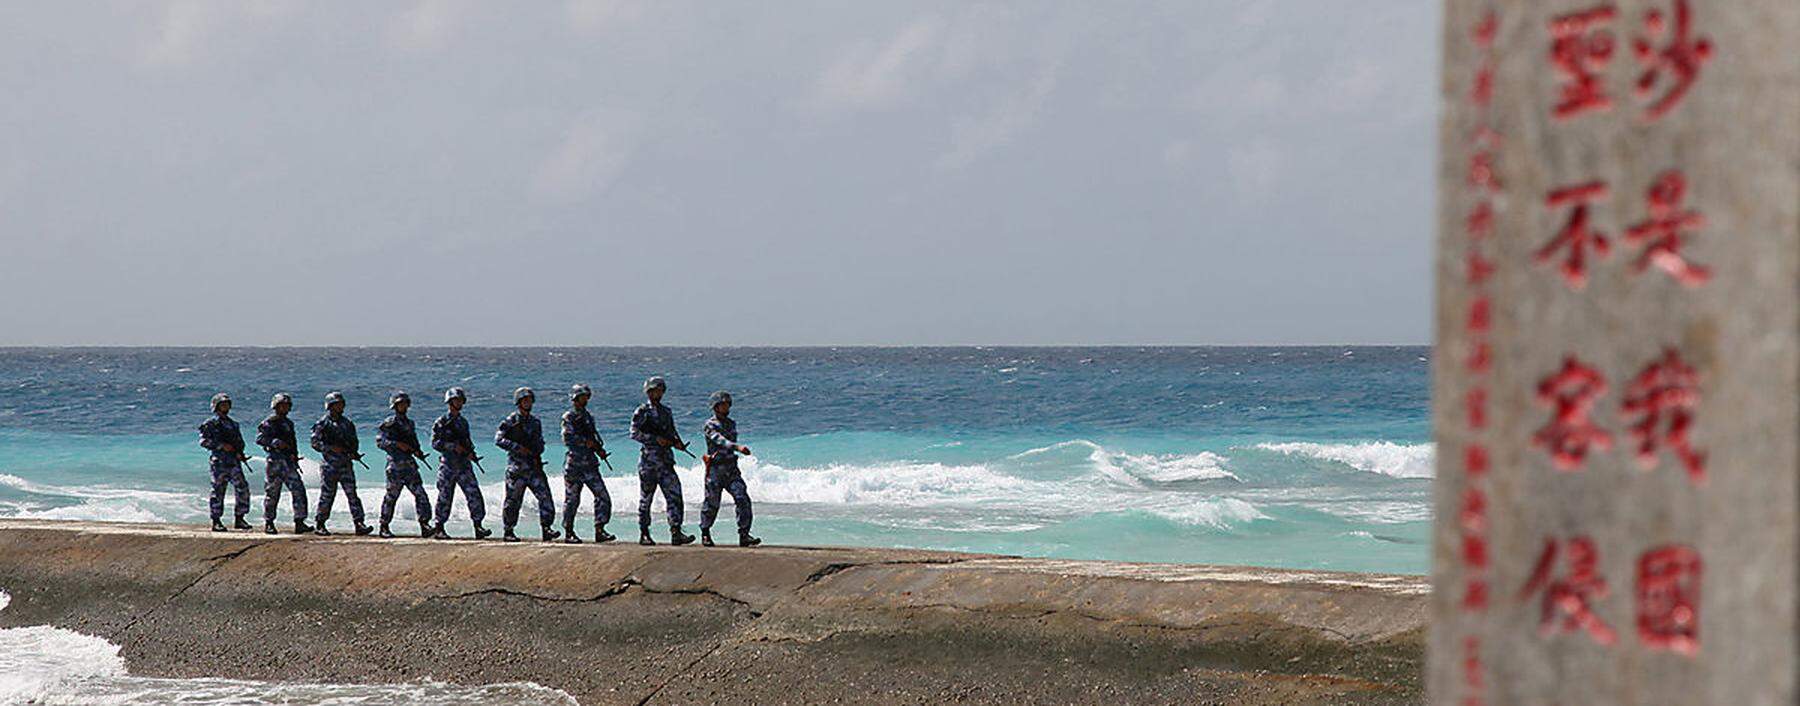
[0,519,1426,704]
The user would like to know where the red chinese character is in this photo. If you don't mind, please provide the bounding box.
[1520,536,1618,645]
[1537,181,1612,290]
[1533,356,1614,471]
[1473,10,1498,50]
[1468,151,1502,192]
[1549,5,1619,120]
[1467,250,1496,285]
[1462,635,1485,695]
[1465,444,1490,477]
[1622,348,1706,482]
[1467,201,1496,241]
[1625,170,1711,287]
[1633,0,1713,121]
[1636,545,1701,655]
[1466,386,1489,430]
[1467,341,1492,374]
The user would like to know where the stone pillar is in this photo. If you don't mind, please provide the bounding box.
[1431,2,1800,705]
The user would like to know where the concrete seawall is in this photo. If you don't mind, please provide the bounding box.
[0,520,1427,704]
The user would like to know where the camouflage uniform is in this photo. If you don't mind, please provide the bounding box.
[310,410,366,527]
[495,410,556,529]
[198,412,251,522]
[377,410,432,527]
[630,398,684,529]
[561,406,612,529]
[255,412,309,522]
[431,409,485,526]
[700,413,753,534]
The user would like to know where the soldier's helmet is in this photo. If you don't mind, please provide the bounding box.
[709,391,732,408]
[270,392,292,410]
[570,383,593,401]
[444,387,467,404]
[514,387,535,403]
[390,391,411,409]
[643,376,667,392]
[210,393,232,410]
[324,391,346,406]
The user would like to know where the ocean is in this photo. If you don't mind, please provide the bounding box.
[0,346,1431,703]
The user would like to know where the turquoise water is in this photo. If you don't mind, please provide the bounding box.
[0,347,1432,574]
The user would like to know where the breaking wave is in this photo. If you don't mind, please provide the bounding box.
[1254,441,1435,479]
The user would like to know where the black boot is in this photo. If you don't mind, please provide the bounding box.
[264,521,277,535]
[739,532,762,547]
[294,519,314,534]
[542,525,562,543]
[503,527,520,543]
[474,524,493,540]
[211,519,227,532]
[700,530,715,547]
[378,524,395,539]
[430,524,451,540]
[234,516,253,531]
[314,523,331,536]
[562,526,583,544]
[419,520,434,538]
[595,526,616,543]
[639,528,655,546]
[353,524,375,536]
[670,528,695,546]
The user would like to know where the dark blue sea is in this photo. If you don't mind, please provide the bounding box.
[0,347,1432,573]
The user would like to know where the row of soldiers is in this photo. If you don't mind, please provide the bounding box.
[196,376,761,547]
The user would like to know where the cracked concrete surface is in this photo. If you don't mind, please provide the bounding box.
[0,519,1425,704]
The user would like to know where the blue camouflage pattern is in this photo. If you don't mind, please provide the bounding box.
[700,414,752,533]
[256,414,308,521]
[562,407,611,528]
[310,412,365,526]
[377,411,430,525]
[199,413,251,520]
[630,399,684,529]
[496,410,555,528]
[431,410,484,526]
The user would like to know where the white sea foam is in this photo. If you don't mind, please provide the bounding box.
[1010,440,1239,485]
[0,590,577,704]
[1254,441,1435,479]
[0,589,129,703]
[739,456,1028,507]
[1144,498,1269,529]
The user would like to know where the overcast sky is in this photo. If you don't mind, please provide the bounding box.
[0,0,1439,346]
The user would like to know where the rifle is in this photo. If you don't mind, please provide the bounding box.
[586,439,615,472]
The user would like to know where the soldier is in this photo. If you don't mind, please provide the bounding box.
[376,392,434,539]
[429,387,491,540]
[495,387,560,543]
[560,383,615,544]
[310,391,373,536]
[630,376,695,546]
[699,391,760,547]
[255,392,313,535]
[198,393,253,532]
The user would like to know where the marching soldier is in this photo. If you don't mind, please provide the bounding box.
[255,393,312,535]
[630,376,695,546]
[376,392,434,538]
[495,387,560,542]
[310,391,373,536]
[429,387,491,540]
[198,393,253,532]
[699,391,760,547]
[560,384,615,543]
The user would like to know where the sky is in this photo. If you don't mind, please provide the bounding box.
[0,0,1440,346]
